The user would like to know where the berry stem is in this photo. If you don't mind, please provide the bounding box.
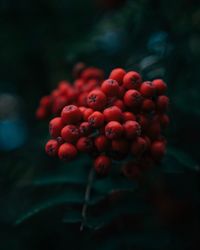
[80,167,95,231]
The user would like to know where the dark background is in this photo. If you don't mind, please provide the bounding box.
[0,0,199,249]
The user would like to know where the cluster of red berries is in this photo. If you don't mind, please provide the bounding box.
[38,65,169,179]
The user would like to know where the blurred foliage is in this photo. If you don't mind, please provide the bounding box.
[0,0,200,249]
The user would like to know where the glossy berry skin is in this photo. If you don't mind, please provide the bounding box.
[156,95,169,112]
[45,139,59,157]
[123,121,141,139]
[88,111,104,128]
[58,143,77,160]
[61,105,82,125]
[123,89,142,108]
[61,125,79,143]
[103,106,122,122]
[83,108,94,121]
[95,135,109,152]
[141,99,155,112]
[87,89,107,111]
[101,79,119,97]
[79,122,92,136]
[113,99,125,111]
[76,137,93,153]
[152,79,167,95]
[94,155,111,176]
[139,81,155,98]
[151,141,166,160]
[122,112,136,122]
[109,68,126,85]
[131,137,147,156]
[111,139,129,156]
[123,71,142,90]
[49,117,63,138]
[105,121,124,139]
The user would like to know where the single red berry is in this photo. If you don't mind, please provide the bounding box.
[45,139,59,157]
[83,79,99,92]
[94,155,111,176]
[151,141,166,160]
[105,121,124,139]
[51,89,60,99]
[58,81,71,96]
[58,143,77,160]
[122,112,136,122]
[77,92,88,106]
[141,99,155,112]
[156,95,169,112]
[88,111,104,128]
[111,139,129,155]
[83,108,94,121]
[87,89,107,111]
[123,89,142,108]
[159,114,170,128]
[61,105,82,125]
[122,162,141,179]
[152,79,167,95]
[109,68,126,85]
[131,137,147,156]
[40,96,52,109]
[101,79,119,97]
[76,137,93,153]
[74,79,85,90]
[49,117,63,138]
[113,99,125,111]
[103,106,122,122]
[67,88,79,102]
[79,106,87,113]
[79,122,92,136]
[81,67,104,81]
[61,125,79,143]
[123,121,141,139]
[139,81,155,97]
[95,135,109,152]
[36,107,48,120]
[123,71,142,90]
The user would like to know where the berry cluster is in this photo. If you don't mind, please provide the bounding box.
[39,66,169,179]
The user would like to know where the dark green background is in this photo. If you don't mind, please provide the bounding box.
[0,0,199,249]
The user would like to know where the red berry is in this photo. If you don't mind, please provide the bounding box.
[131,137,147,156]
[151,141,166,160]
[61,125,79,143]
[79,122,92,136]
[152,79,167,95]
[122,112,136,122]
[109,68,126,85]
[88,111,104,128]
[94,155,111,175]
[49,117,63,138]
[111,139,129,155]
[45,139,59,157]
[76,137,93,152]
[95,135,109,152]
[123,121,141,139]
[74,79,85,89]
[52,96,68,114]
[79,106,87,113]
[123,89,142,108]
[58,81,71,96]
[118,86,126,98]
[58,143,77,160]
[123,71,142,90]
[113,99,125,111]
[122,162,141,179]
[81,67,104,81]
[36,107,48,120]
[84,79,99,92]
[77,92,88,106]
[83,108,94,121]
[103,106,122,122]
[40,96,52,109]
[105,121,124,139]
[139,81,155,97]
[61,105,82,125]
[87,89,107,111]
[156,95,169,112]
[159,114,170,128]
[101,79,119,97]
[141,99,155,112]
